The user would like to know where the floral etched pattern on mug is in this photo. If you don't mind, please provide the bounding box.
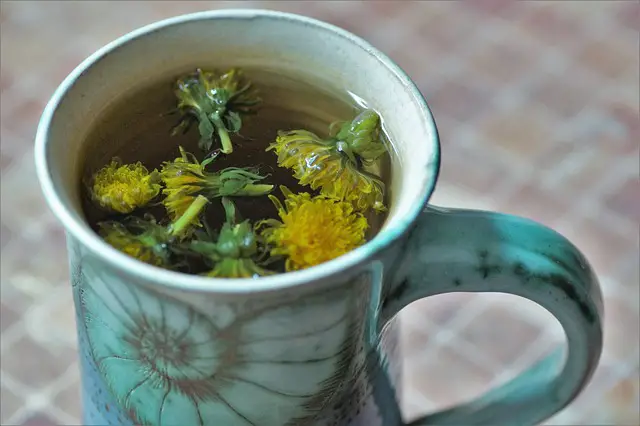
[74,252,378,425]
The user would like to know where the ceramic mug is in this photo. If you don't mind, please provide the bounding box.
[35,9,603,426]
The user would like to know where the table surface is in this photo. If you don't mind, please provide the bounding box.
[1,1,638,425]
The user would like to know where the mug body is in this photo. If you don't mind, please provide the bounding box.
[37,9,438,426]
[69,235,404,425]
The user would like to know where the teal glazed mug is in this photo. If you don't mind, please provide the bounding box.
[35,9,603,426]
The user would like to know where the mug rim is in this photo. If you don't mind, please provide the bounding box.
[34,8,440,294]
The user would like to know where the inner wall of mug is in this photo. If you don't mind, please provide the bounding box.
[44,11,438,235]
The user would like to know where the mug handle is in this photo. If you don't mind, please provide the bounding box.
[380,205,604,426]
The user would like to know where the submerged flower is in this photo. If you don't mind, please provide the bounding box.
[99,195,209,267]
[267,109,388,212]
[186,198,273,278]
[101,221,164,266]
[160,146,273,223]
[259,187,368,272]
[90,158,161,213]
[171,68,261,154]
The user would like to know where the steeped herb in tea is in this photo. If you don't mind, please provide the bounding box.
[259,186,368,272]
[81,67,392,278]
[89,158,161,214]
[267,109,387,212]
[160,146,272,225]
[98,194,209,267]
[170,68,261,154]
[184,197,273,278]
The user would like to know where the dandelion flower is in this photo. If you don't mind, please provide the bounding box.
[160,147,273,224]
[100,221,165,266]
[90,158,161,213]
[187,198,273,278]
[171,68,261,154]
[99,195,209,268]
[259,187,368,272]
[267,109,387,212]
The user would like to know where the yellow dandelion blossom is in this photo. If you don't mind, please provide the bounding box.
[270,132,385,212]
[260,187,368,271]
[160,147,273,223]
[100,221,165,266]
[90,159,161,213]
[160,147,208,221]
[99,195,209,268]
[267,109,387,212]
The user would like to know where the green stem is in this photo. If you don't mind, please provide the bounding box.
[221,197,237,224]
[170,195,209,237]
[212,116,233,154]
[238,184,274,196]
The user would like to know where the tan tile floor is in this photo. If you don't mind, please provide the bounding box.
[1,1,638,425]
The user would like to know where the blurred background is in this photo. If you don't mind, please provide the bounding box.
[0,1,638,425]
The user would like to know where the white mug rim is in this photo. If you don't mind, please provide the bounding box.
[34,8,440,294]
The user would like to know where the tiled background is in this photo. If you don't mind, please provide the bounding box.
[1,1,638,425]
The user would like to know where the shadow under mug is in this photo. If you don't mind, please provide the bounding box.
[35,9,603,426]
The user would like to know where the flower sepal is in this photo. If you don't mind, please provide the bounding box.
[171,68,261,154]
[331,109,386,162]
[184,198,273,278]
